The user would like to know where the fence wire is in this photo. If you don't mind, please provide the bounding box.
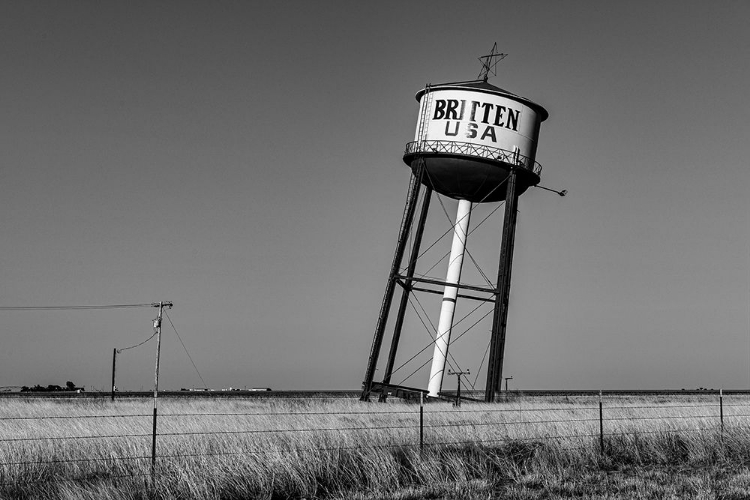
[0,393,749,489]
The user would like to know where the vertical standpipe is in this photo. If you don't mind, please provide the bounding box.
[427,199,471,397]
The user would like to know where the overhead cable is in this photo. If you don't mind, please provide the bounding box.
[164,311,208,390]
[0,303,156,311]
[118,331,158,353]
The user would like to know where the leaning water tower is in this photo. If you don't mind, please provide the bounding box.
[360,46,552,403]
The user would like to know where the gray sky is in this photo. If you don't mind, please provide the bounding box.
[1,1,749,392]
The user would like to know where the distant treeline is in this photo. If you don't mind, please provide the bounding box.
[21,381,83,393]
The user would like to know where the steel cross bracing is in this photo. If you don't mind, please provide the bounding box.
[391,300,490,375]
[391,300,493,390]
[395,275,497,298]
[361,178,504,401]
[408,285,495,304]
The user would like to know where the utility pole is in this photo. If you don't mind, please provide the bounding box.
[448,369,469,407]
[153,302,166,400]
[504,376,513,392]
[111,348,118,402]
[151,301,172,475]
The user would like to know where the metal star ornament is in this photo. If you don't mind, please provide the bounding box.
[477,42,507,82]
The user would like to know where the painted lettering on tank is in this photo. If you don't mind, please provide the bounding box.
[431,98,521,133]
[444,121,460,136]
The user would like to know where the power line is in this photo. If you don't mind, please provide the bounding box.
[164,310,207,389]
[117,331,158,353]
[0,303,157,311]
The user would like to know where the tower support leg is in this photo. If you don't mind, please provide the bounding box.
[427,198,472,397]
[485,169,519,402]
[360,163,425,401]
[379,186,432,401]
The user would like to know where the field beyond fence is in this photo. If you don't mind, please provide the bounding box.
[2,392,750,499]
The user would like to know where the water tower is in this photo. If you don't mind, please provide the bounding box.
[361,47,552,403]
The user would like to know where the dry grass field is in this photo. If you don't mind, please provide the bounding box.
[1,393,750,499]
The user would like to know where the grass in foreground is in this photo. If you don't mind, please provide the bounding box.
[0,394,749,499]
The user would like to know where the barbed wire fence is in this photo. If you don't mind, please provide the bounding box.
[0,391,750,491]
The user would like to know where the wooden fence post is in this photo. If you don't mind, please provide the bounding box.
[419,392,424,453]
[599,390,604,454]
[720,389,724,442]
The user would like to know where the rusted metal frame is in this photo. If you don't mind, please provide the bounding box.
[395,274,497,296]
[409,285,495,303]
[360,163,426,402]
[380,187,433,398]
[485,169,519,402]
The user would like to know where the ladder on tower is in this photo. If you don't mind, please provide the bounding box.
[415,84,433,152]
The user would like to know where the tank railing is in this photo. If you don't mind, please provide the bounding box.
[404,140,543,177]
